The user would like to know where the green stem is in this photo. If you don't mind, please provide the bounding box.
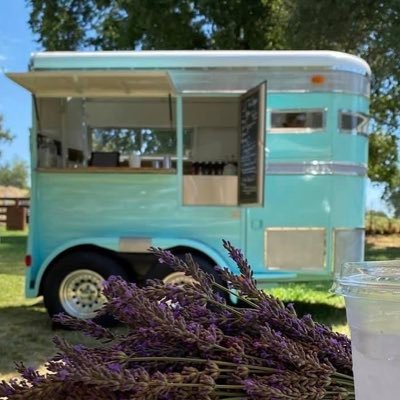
[207,297,243,316]
[332,378,354,387]
[332,371,354,381]
[148,382,244,389]
[219,398,249,400]
[117,355,277,373]
[212,282,259,309]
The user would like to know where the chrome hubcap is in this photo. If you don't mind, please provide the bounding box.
[162,271,197,286]
[59,269,105,319]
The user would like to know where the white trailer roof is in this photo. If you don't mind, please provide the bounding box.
[7,51,370,97]
[30,50,370,76]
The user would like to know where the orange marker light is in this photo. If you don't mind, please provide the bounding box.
[311,74,326,85]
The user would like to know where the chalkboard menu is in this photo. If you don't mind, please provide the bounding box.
[238,82,266,205]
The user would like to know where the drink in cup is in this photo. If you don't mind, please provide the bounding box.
[333,260,400,400]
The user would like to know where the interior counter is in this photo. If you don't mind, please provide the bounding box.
[36,167,176,174]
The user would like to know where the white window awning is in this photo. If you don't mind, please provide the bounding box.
[6,70,175,97]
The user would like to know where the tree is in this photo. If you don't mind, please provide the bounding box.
[286,0,400,192]
[92,127,191,155]
[387,172,400,218]
[27,0,399,197]
[0,114,13,157]
[0,159,29,189]
[0,115,28,189]
[28,0,287,51]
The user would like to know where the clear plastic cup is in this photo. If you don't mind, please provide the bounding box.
[333,260,400,399]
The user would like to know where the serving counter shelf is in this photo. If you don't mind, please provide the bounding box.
[36,167,176,174]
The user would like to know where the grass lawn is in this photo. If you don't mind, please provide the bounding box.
[0,228,96,380]
[0,228,399,380]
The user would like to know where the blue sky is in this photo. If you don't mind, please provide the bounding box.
[0,1,390,213]
[0,1,37,165]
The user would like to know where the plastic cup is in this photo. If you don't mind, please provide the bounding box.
[333,260,400,399]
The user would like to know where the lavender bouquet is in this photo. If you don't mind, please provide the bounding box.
[0,241,354,399]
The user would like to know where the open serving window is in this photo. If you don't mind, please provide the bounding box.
[182,82,266,207]
[8,69,267,207]
[7,70,176,169]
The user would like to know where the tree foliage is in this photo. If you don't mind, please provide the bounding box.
[28,0,288,51]
[0,114,13,158]
[0,159,29,189]
[92,127,191,155]
[286,0,400,192]
[0,115,29,189]
[386,172,400,218]
[27,0,400,198]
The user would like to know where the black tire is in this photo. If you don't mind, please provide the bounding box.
[42,251,128,326]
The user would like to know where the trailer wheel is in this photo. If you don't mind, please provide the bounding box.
[43,251,128,325]
[146,253,228,300]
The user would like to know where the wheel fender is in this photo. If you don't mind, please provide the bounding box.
[32,236,235,298]
[151,237,233,272]
[30,237,120,297]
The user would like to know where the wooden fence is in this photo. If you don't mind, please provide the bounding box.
[0,197,30,227]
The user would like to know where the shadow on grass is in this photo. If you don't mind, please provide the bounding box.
[0,302,94,378]
[365,243,400,261]
[0,234,27,276]
[0,234,26,254]
[0,235,27,247]
[290,301,347,329]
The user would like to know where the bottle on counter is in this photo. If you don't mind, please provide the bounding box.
[38,137,57,168]
[217,160,225,175]
[192,161,200,175]
[223,155,238,176]
[199,162,206,175]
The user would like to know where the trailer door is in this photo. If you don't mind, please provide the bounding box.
[238,82,266,206]
[238,82,267,270]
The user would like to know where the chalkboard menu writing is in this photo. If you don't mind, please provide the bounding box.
[239,82,266,205]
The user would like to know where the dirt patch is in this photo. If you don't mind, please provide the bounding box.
[0,186,29,198]
[366,234,400,249]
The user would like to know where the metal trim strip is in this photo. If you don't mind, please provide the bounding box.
[265,161,367,176]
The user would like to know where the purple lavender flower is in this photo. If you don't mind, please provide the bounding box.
[1,244,355,399]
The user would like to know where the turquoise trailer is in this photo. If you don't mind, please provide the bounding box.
[7,50,370,321]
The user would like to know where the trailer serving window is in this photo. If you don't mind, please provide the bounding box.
[270,109,325,133]
[339,111,369,135]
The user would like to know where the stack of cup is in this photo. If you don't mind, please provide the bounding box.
[333,260,400,399]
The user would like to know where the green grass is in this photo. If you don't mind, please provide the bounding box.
[0,227,96,380]
[267,282,348,334]
[266,234,400,336]
[0,228,399,380]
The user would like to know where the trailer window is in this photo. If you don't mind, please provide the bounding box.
[339,111,369,135]
[90,127,192,156]
[270,110,325,133]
